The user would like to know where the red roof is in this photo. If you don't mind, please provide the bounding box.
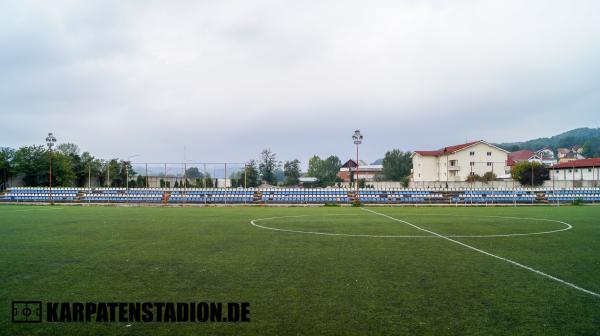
[551,158,600,169]
[341,159,357,168]
[414,140,482,156]
[507,150,536,166]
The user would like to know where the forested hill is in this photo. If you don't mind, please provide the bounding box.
[496,127,600,153]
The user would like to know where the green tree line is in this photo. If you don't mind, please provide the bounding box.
[0,143,136,189]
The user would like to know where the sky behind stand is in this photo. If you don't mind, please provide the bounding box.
[1,1,599,167]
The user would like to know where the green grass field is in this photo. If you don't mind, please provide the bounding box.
[1,205,599,335]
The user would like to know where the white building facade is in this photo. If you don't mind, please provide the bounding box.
[549,158,600,182]
[412,140,509,182]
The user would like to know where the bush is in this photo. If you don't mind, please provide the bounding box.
[482,172,497,182]
[572,198,584,206]
[323,202,340,207]
[351,199,363,207]
[466,172,497,184]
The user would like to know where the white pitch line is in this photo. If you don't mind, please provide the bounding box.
[1,207,65,212]
[361,207,600,299]
[250,215,430,238]
[250,214,572,238]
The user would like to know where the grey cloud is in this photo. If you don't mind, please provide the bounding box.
[1,0,599,165]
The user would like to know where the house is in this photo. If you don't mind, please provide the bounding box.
[337,159,383,182]
[535,148,557,166]
[412,140,509,182]
[557,146,585,162]
[507,150,538,166]
[549,158,600,182]
[507,149,556,167]
[558,151,586,163]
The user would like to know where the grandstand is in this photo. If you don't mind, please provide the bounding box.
[2,187,599,204]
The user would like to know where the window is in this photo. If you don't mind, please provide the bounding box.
[588,168,592,172]
[470,162,475,166]
[575,169,579,172]
[556,170,559,174]
[487,151,492,156]
[487,162,492,166]
[568,169,572,173]
[469,151,475,156]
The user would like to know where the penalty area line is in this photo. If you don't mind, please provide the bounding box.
[361,207,600,299]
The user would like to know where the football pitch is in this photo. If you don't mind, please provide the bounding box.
[1,205,599,335]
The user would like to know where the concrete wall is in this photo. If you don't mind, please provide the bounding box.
[409,179,599,189]
[339,181,405,188]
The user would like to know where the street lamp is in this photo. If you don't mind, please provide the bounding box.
[352,130,363,196]
[45,133,57,205]
[125,154,139,191]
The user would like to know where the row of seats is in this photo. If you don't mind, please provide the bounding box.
[452,197,535,203]
[462,190,532,195]
[359,197,427,203]
[3,195,77,201]
[173,190,254,195]
[6,190,79,194]
[548,190,600,195]
[547,195,600,200]
[169,195,253,203]
[262,191,347,196]
[82,197,162,202]
[263,198,350,203]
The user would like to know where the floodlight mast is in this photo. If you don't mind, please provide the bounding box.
[45,133,56,205]
[352,130,363,197]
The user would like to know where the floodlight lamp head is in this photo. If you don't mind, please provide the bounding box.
[352,129,363,145]
[45,132,56,149]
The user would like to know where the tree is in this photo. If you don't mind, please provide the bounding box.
[51,152,76,187]
[106,159,121,187]
[307,155,323,178]
[582,137,600,158]
[258,149,279,185]
[13,145,48,186]
[107,160,135,187]
[13,145,74,187]
[382,149,412,181]
[511,161,549,186]
[56,143,80,156]
[238,160,259,187]
[283,159,301,186]
[136,175,146,187]
[306,155,341,187]
[185,167,203,179]
[0,147,15,189]
[204,173,214,188]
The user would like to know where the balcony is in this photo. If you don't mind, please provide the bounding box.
[447,166,461,171]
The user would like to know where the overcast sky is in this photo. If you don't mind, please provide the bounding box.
[1,1,599,166]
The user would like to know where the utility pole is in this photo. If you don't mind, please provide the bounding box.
[45,133,56,205]
[352,130,363,197]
